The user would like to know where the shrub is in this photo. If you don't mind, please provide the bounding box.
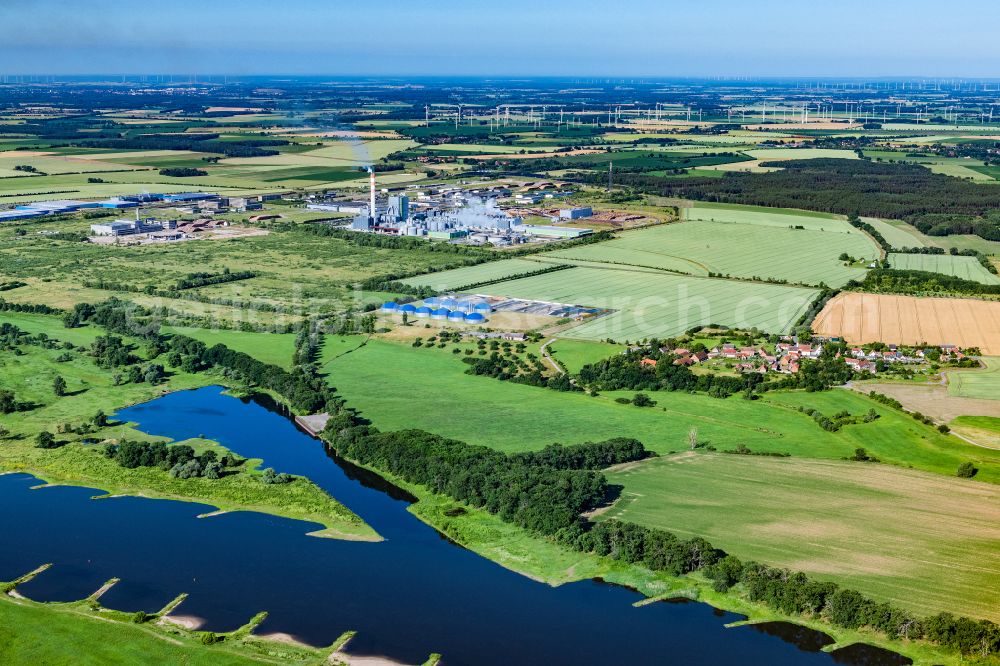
[956,462,978,479]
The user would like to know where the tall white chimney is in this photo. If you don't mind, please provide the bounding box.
[368,167,376,222]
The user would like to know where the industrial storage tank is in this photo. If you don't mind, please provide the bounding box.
[439,297,459,309]
[431,308,450,320]
[380,302,399,312]
[399,303,417,314]
[465,312,486,323]
[414,306,432,318]
[473,302,492,313]
[446,311,466,322]
[423,297,440,307]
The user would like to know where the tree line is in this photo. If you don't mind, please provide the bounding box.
[597,159,1000,239]
[321,421,998,658]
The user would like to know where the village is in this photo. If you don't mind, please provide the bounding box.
[642,338,974,377]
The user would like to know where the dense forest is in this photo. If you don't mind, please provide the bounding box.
[597,160,1000,239]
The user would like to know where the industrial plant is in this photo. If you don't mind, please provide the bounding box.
[312,169,593,246]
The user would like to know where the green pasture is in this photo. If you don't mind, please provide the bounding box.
[546,338,625,373]
[314,336,998,481]
[468,265,818,340]
[161,326,297,368]
[604,453,1000,622]
[887,253,1000,284]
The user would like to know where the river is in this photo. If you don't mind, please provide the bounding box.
[0,386,911,665]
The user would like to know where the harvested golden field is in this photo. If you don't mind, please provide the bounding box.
[814,292,1000,354]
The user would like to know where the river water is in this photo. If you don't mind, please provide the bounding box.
[1,386,911,665]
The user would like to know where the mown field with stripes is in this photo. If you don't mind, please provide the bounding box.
[468,265,818,341]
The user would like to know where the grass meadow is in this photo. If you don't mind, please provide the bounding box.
[603,453,1000,622]
[316,336,999,481]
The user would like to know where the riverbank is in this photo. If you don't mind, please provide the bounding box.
[0,587,348,665]
[329,448,992,666]
[0,336,378,541]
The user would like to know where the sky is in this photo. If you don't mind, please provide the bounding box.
[2,0,999,78]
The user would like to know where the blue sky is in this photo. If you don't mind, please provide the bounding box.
[2,0,999,77]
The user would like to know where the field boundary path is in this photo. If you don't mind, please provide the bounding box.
[540,338,565,375]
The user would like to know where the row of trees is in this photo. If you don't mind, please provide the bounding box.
[168,334,341,414]
[319,421,999,657]
[850,269,1000,297]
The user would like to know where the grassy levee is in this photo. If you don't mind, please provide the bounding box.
[0,315,377,541]
[0,594,339,665]
[603,453,1000,623]
[319,336,1000,482]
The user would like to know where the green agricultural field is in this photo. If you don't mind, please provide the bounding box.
[546,338,624,373]
[603,453,1000,622]
[947,357,1000,398]
[887,253,1000,285]
[861,217,925,249]
[161,326,298,368]
[684,201,856,229]
[315,336,999,481]
[401,258,557,291]
[541,219,876,286]
[468,266,818,340]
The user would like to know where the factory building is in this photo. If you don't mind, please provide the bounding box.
[523,225,593,239]
[558,207,592,219]
[90,217,168,237]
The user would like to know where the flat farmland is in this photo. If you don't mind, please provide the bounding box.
[813,292,1000,354]
[541,219,876,286]
[887,252,1000,285]
[862,217,925,249]
[401,258,554,291]
[603,453,1000,622]
[684,203,860,232]
[948,356,1000,399]
[468,266,818,340]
